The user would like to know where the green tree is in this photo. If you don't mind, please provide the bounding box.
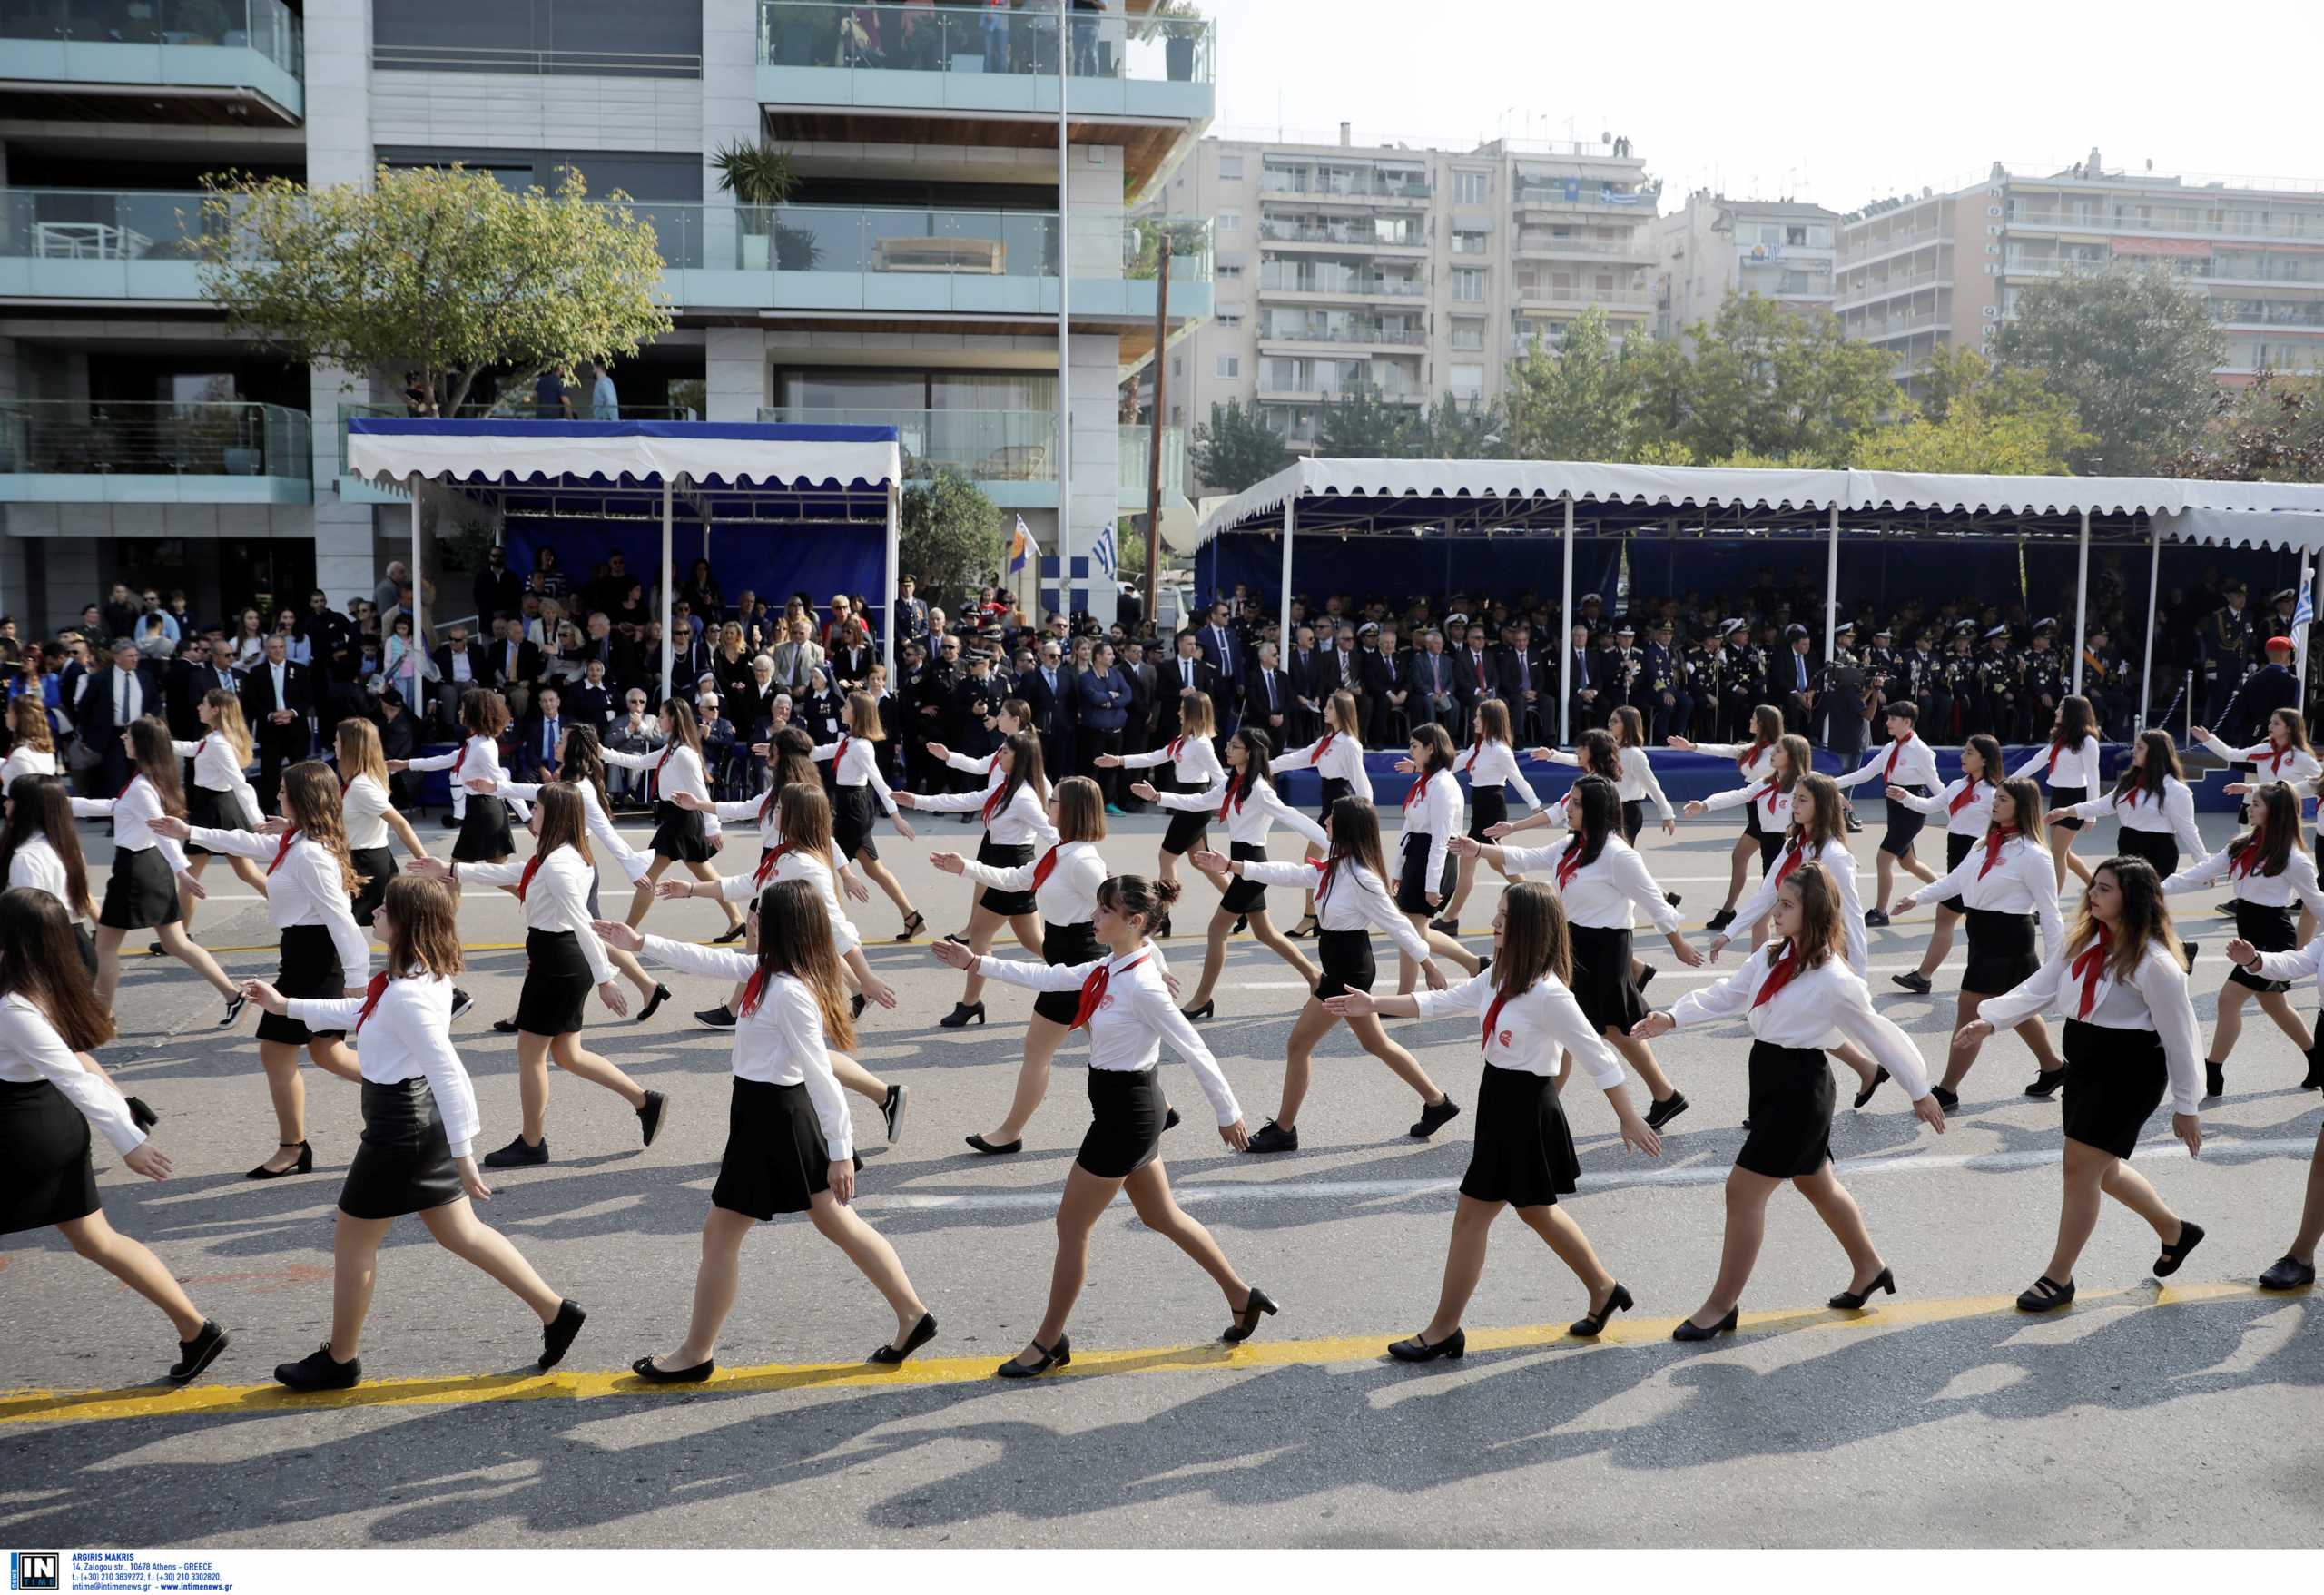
[1189,398,1292,492]
[1412,393,1504,458]
[1677,294,1901,466]
[1991,265,2224,474]
[1852,345,2092,473]
[2160,369,2324,481]
[192,164,672,416]
[900,468,1004,606]
[1314,385,1417,458]
[1502,309,1643,460]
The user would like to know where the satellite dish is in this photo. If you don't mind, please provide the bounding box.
[1600,131,1612,143]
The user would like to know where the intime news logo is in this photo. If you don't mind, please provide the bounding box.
[8,1551,59,1591]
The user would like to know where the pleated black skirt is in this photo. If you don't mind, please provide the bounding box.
[2049,783,2088,832]
[1317,775,1354,824]
[2060,1019,2170,1160]
[711,1076,832,1220]
[1314,927,1376,1001]
[1939,832,1975,914]
[1566,922,1645,1035]
[833,783,880,862]
[1467,786,1509,842]
[2229,898,2297,993]
[974,836,1037,918]
[0,1078,100,1235]
[1963,907,2040,995]
[453,794,516,861]
[1078,1066,1166,1178]
[514,928,592,1037]
[1736,1040,1836,1179]
[350,845,397,927]
[1743,797,1765,839]
[1460,1061,1581,1207]
[1880,791,1930,857]
[1032,919,1101,1026]
[1161,805,1210,857]
[649,800,711,863]
[1395,833,1455,915]
[1220,841,1271,915]
[98,845,180,930]
[183,784,248,857]
[254,924,349,1045]
[2113,826,2178,881]
[339,1078,464,1221]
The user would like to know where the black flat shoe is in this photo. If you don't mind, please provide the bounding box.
[630,1354,714,1384]
[2016,1275,2074,1312]
[897,911,926,941]
[1863,908,1890,928]
[996,1335,1070,1379]
[636,1090,668,1148]
[2181,940,2200,965]
[870,1312,939,1365]
[127,1096,160,1134]
[942,930,969,946]
[219,992,247,1028]
[1643,1091,1689,1130]
[636,983,672,1023]
[275,1344,360,1392]
[1705,909,1736,933]
[2258,1255,2317,1291]
[246,1140,312,1180]
[694,1004,736,1030]
[1671,1306,1739,1343]
[539,1300,586,1370]
[1635,963,1657,995]
[1222,1285,1280,1344]
[1828,1265,1896,1311]
[964,1133,1022,1156]
[1180,999,1215,1021]
[2301,1052,2324,1091]
[1570,1283,1634,1337]
[168,1320,230,1384]
[1231,914,1249,935]
[482,1134,548,1169]
[1245,1118,1298,1154]
[2024,1068,2067,1098]
[712,922,749,944]
[850,992,867,1019]
[1429,917,1458,937]
[1411,1097,1462,1139]
[939,1001,986,1029]
[1930,1085,1960,1112]
[1387,1327,1464,1363]
[1890,970,1933,995]
[450,989,476,1022]
[1852,1066,1890,1109]
[492,1018,521,1035]
[2204,1060,2225,1100]
[2155,1219,2206,1278]
[1664,891,1683,909]
[881,1083,908,1144]
[1164,1107,1181,1131]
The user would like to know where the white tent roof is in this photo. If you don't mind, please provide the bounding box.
[345,418,901,494]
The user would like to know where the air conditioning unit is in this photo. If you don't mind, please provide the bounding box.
[1986,204,2004,217]
[1985,262,2000,275]
[1984,242,2000,253]
[1986,224,2004,236]
[1982,305,2001,319]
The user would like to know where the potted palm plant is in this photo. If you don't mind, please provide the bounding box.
[1159,1,1202,82]
[712,140,799,271]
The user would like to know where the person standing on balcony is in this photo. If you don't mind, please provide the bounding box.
[589,362,619,421]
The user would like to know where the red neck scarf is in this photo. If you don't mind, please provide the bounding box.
[1977,826,2019,880]
[1314,731,1336,762]
[1217,773,1250,821]
[1948,778,1984,817]
[266,828,299,875]
[1482,981,1516,1054]
[1462,734,1485,773]
[1071,952,1148,1030]
[2070,924,2112,1019]
[116,772,141,800]
[1882,735,1908,780]
[352,971,391,1033]
[753,842,791,887]
[1309,854,1335,907]
[738,967,770,1018]
[759,782,781,826]
[1403,770,1431,811]
[517,851,546,901]
[1740,739,1769,773]
[2230,832,2267,880]
[1754,940,1805,1009]
[2046,741,2064,777]
[1758,776,1782,815]
[453,742,468,778]
[833,734,851,771]
[980,780,1009,825]
[1773,837,1807,890]
[195,734,210,756]
[2263,741,2290,775]
[1166,734,1187,762]
[1556,836,1586,891]
[1031,845,1061,891]
[655,742,678,773]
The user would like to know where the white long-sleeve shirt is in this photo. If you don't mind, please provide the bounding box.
[1893,773,1997,837]
[2010,734,2103,794]
[1728,835,1868,973]
[812,734,898,813]
[1397,769,1462,891]
[1270,731,1366,790]
[912,777,1060,848]
[640,939,854,1159]
[0,745,57,787]
[2063,778,2203,861]
[1244,857,1429,960]
[1411,966,1626,1088]
[1694,740,1778,782]
[72,777,188,872]
[0,991,142,1154]
[1833,734,1942,795]
[2197,729,2322,787]
[455,849,613,985]
[408,734,531,822]
[1617,745,1674,821]
[172,734,262,825]
[1456,738,1540,808]
[961,839,1108,927]
[497,778,649,884]
[6,836,87,921]
[1666,943,1935,1100]
[1162,775,1329,852]
[1979,940,2204,1115]
[1918,832,2066,958]
[1118,732,1226,792]
[600,741,711,832]
[714,847,861,955]
[1701,773,1793,834]
[974,946,1242,1125]
[1501,836,1685,935]
[287,974,481,1157]
[184,827,369,981]
[340,772,400,853]
[2163,841,2324,915]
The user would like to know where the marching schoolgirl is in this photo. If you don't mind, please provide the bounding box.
[679,726,823,1027]
[152,761,369,1179]
[1538,707,1674,847]
[1263,690,1370,937]
[920,694,1032,936]
[1831,699,1943,924]
[1191,793,1461,1155]
[1634,864,1946,1339]
[335,719,429,928]
[806,693,921,936]
[1684,732,1814,889]
[1135,726,1328,1019]
[1,695,57,786]
[392,686,528,866]
[2231,933,2324,1288]
[1886,733,2002,996]
[1965,856,2206,1313]
[1098,689,1227,924]
[1893,775,2066,1108]
[77,717,244,1025]
[1454,775,1698,1130]
[603,878,936,1380]
[2165,780,2324,1099]
[2008,694,2103,889]
[243,875,587,1391]
[2197,709,2320,812]
[1325,881,1665,1360]
[5,785,150,1121]
[1389,723,1487,995]
[0,889,228,1384]
[411,786,660,1168]
[602,696,743,939]
[1433,698,1541,936]
[931,874,1277,1379]
[2053,729,2205,884]
[1669,703,1784,931]
[897,731,1056,1028]
[172,689,270,932]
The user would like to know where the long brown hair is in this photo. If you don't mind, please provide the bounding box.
[2117,729,2181,803]
[1779,862,1848,970]
[1,774,91,920]
[1991,775,2049,845]
[128,717,185,815]
[2268,707,2313,756]
[1788,772,1847,855]
[534,783,593,867]
[1563,774,1620,871]
[2065,856,2183,980]
[1323,794,1392,891]
[2230,780,2299,879]
[335,716,389,790]
[2050,694,2096,753]
[204,689,253,765]
[459,685,510,740]
[992,729,1049,814]
[8,695,53,754]
[1961,733,2003,793]
[1324,691,1361,739]
[1610,704,1646,752]
[748,877,853,1046]
[1495,881,1574,997]
[280,761,362,896]
[776,781,837,870]
[662,694,703,757]
[0,887,112,1050]
[380,874,464,978]
[844,691,884,742]
[556,724,615,817]
[1408,721,1455,778]
[1576,728,1619,781]
[1741,704,1782,770]
[1472,699,1512,747]
[1773,733,1813,793]
[759,725,819,828]
[1052,774,1106,844]
[1177,692,1216,741]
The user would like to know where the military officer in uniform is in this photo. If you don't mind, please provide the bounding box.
[1718,618,1764,741]
[2202,578,2256,733]
[1817,620,1868,760]
[1974,623,2018,741]
[1610,621,1647,725]
[2018,618,2065,742]
[1644,619,1690,743]
[2264,587,2299,649]
[1941,621,1982,739]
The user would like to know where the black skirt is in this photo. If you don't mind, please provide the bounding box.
[1757,828,1784,872]
[74,922,96,980]
[974,836,1038,918]
[1078,1065,1167,1179]
[1460,1061,1581,1207]
[1880,790,1930,857]
[1743,796,1765,839]
[2113,826,2178,881]
[1963,907,2040,995]
[1221,841,1271,915]
[1032,919,1101,1026]
[649,801,712,863]
[98,845,180,930]
[2229,898,2297,992]
[514,928,592,1037]
[2049,783,2088,832]
[2060,1019,2170,1160]
[712,1076,832,1220]
[1467,786,1509,841]
[255,924,350,1046]
[1939,832,1976,914]
[1317,775,1354,825]
[1567,922,1645,1034]
[350,845,397,927]
[0,1078,100,1235]
[1736,1040,1836,1178]
[1620,798,1645,846]
[339,1078,464,1221]
[454,793,516,861]
[833,783,880,861]
[1161,805,1210,857]
[184,784,248,857]
[1314,927,1376,1001]
[1395,833,1456,915]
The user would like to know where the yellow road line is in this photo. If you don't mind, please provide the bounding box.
[0,1280,2278,1427]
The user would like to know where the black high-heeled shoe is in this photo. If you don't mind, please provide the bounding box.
[1852,1066,1890,1109]
[996,1335,1070,1379]
[1230,914,1249,935]
[246,1140,312,1180]
[1569,1283,1634,1337]
[712,921,749,945]
[2024,1067,2066,1098]
[1387,1327,1464,1363]
[850,992,867,1019]
[1180,999,1215,1021]
[636,983,672,1023]
[1671,1305,1738,1342]
[1222,1285,1280,1344]
[1827,1265,1896,1311]
[629,1354,715,1384]
[897,911,927,941]
[870,1312,939,1366]
[1288,913,1318,940]
[938,1000,986,1028]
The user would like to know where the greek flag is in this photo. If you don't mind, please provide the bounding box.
[1092,520,1118,579]
[2296,575,2314,632]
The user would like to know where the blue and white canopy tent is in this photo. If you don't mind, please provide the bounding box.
[345,418,905,691]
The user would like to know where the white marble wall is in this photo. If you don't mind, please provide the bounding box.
[306,0,386,610]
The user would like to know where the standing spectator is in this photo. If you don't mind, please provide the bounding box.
[528,546,571,606]
[1075,639,1130,809]
[1196,600,1243,733]
[517,685,566,781]
[488,615,542,722]
[102,582,140,645]
[237,633,308,812]
[1024,639,1077,779]
[230,607,268,669]
[589,360,619,419]
[1155,629,1219,744]
[819,595,856,650]
[71,639,160,796]
[1287,622,1325,747]
[1413,628,1459,734]
[681,556,723,621]
[534,367,575,419]
[1118,637,1157,805]
[1565,621,1603,732]
[375,688,419,809]
[1243,637,1291,750]
[567,657,615,737]
[372,561,407,621]
[472,545,523,626]
[770,615,824,695]
[584,551,635,625]
[162,637,212,742]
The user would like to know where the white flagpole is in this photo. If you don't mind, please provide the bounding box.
[2298,558,2318,717]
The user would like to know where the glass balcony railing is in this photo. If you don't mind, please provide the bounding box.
[0,400,309,479]
[758,1,1212,85]
[1256,321,1427,347]
[0,187,231,261]
[1258,174,1432,202]
[1256,265,1425,298]
[1118,424,1186,502]
[2009,208,2324,243]
[2,0,302,84]
[759,407,1059,486]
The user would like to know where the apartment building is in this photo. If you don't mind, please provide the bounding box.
[1147,127,1657,465]
[0,0,1212,630]
[1651,191,1838,347]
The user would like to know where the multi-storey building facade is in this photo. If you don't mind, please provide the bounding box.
[1651,192,1838,347]
[0,0,1211,630]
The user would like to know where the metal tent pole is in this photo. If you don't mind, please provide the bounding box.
[660,478,675,701]
[2072,507,2091,695]
[1558,492,1574,744]
[1054,14,1071,623]
[1278,500,1295,655]
[409,478,424,647]
[2138,515,2162,734]
[1823,503,1840,660]
[884,480,901,680]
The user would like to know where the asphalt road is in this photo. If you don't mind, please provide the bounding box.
[4,802,2319,1550]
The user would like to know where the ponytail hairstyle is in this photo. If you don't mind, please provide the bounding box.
[661,694,703,757]
[1610,704,1646,752]
[335,715,389,792]
[775,782,838,872]
[533,783,594,869]
[380,873,464,979]
[2067,856,2184,979]
[844,691,884,742]
[280,761,362,896]
[2270,707,2313,756]
[1323,794,1392,890]
[127,717,185,816]
[204,689,254,765]
[747,877,854,1049]
[2230,780,2299,879]
[1052,774,1106,844]
[0,887,112,1050]
[1324,691,1362,739]
[1962,733,2003,790]
[1565,773,1620,871]
[7,694,53,754]
[459,685,511,741]
[2119,728,2181,804]
[1472,699,1512,747]
[1779,861,1848,970]
[1774,733,1814,793]
[1,774,90,921]
[1789,772,1847,855]
[2051,694,2096,753]
[1494,881,1574,999]
[1408,721,1454,779]
[994,729,1048,815]
[1991,775,2048,845]
[773,725,818,794]
[995,698,1032,734]
[1095,871,1179,934]
[556,724,614,817]
[1577,728,1620,781]
[1742,704,1783,770]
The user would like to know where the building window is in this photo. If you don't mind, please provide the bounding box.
[1218,209,1242,233]
[1452,268,1486,302]
[1448,363,1485,399]
[1452,229,1490,256]
[1171,356,1182,377]
[1454,171,1490,205]
[1216,305,1245,327]
[1450,318,1484,350]
[1218,154,1244,180]
[1216,261,1244,280]
[1216,355,1240,379]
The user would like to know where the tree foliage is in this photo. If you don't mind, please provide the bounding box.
[900,468,1004,605]
[1662,295,1903,467]
[192,164,672,416]
[1991,266,2223,475]
[1189,398,1293,492]
[1315,385,1417,458]
[1503,308,1644,461]
[2160,370,2324,481]
[1853,346,2093,474]
[1411,393,1505,458]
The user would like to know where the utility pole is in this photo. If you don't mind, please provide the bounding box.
[1143,232,1169,629]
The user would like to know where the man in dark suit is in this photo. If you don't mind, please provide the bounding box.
[163,637,212,743]
[430,624,487,732]
[472,545,524,632]
[488,615,542,717]
[517,684,567,781]
[1779,623,1817,734]
[1497,622,1544,743]
[1118,638,1157,806]
[1565,621,1605,734]
[1411,628,1460,734]
[72,637,163,796]
[375,689,420,810]
[1244,640,1292,749]
[1454,620,1506,738]
[239,632,310,812]
[580,612,638,694]
[1196,601,1243,734]
[1023,638,1078,780]
[1286,622,1326,747]
[1156,630,1220,743]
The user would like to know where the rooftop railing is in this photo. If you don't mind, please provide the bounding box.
[1,0,302,79]
[757,1,1213,85]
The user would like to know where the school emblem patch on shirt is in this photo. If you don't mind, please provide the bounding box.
[1497,1029,1512,1047]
